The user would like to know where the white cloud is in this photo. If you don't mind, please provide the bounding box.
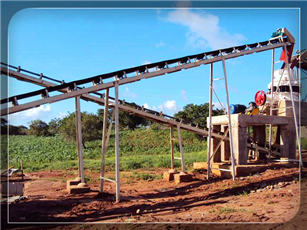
[144,100,180,114]
[213,101,225,111]
[164,100,178,111]
[56,111,69,119]
[155,41,165,48]
[9,104,51,126]
[142,60,152,65]
[24,104,51,117]
[166,9,246,50]
[143,103,150,109]
[181,90,188,101]
[160,100,180,114]
[123,86,137,99]
[152,105,159,111]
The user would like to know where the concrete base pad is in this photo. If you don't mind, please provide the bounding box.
[193,162,208,170]
[163,169,178,181]
[66,177,81,189]
[235,165,267,176]
[193,161,295,178]
[193,162,225,170]
[67,182,90,194]
[174,172,193,184]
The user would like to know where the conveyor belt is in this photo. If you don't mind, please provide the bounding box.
[1,37,288,109]
[0,65,227,139]
[1,64,283,155]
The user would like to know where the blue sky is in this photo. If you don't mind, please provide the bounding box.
[6,8,299,126]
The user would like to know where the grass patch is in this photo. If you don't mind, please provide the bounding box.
[301,137,307,150]
[218,207,248,214]
[123,172,162,182]
[20,151,206,172]
[7,130,207,172]
[209,209,216,213]
[231,181,243,188]
[239,190,250,196]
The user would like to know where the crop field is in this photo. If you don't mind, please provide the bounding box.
[6,128,207,172]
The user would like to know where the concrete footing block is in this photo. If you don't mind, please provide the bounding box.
[66,177,81,188]
[235,165,267,176]
[67,182,90,194]
[174,172,193,184]
[163,169,178,181]
[0,182,24,197]
[193,162,208,170]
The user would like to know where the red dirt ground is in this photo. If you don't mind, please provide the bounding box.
[5,165,300,223]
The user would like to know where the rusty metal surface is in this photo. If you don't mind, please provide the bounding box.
[0,37,287,105]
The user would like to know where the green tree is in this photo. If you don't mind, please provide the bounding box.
[98,103,149,130]
[28,120,50,136]
[59,112,103,147]
[118,108,149,130]
[48,118,62,136]
[1,118,28,135]
[174,103,223,128]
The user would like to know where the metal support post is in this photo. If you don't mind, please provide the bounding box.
[284,45,302,167]
[105,110,115,149]
[207,63,213,179]
[170,126,175,169]
[114,81,120,202]
[100,88,109,193]
[222,58,236,180]
[269,49,275,157]
[297,66,301,137]
[75,96,85,183]
[177,125,186,172]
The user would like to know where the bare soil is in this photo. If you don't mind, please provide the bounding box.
[6,165,300,223]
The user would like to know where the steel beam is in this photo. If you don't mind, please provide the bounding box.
[75,96,85,183]
[177,125,186,172]
[1,67,228,139]
[222,58,236,181]
[170,126,175,169]
[99,88,109,193]
[1,42,287,114]
[207,63,213,179]
[114,81,120,202]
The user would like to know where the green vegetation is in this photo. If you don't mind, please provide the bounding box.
[5,102,219,172]
[28,120,50,136]
[301,137,307,150]
[1,135,8,169]
[8,135,76,171]
[239,190,250,196]
[218,207,248,214]
[1,118,28,136]
[8,128,207,172]
[123,172,163,182]
[59,112,103,146]
[175,103,223,128]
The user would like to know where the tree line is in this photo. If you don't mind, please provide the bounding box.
[1,103,223,145]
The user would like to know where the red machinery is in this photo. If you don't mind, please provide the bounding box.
[255,90,267,106]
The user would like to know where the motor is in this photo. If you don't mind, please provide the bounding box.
[230,104,247,114]
[245,102,259,115]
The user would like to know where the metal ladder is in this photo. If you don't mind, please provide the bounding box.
[207,59,236,181]
[268,45,302,166]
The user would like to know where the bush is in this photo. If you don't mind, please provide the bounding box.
[28,120,49,136]
[302,137,307,150]
[59,112,103,146]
